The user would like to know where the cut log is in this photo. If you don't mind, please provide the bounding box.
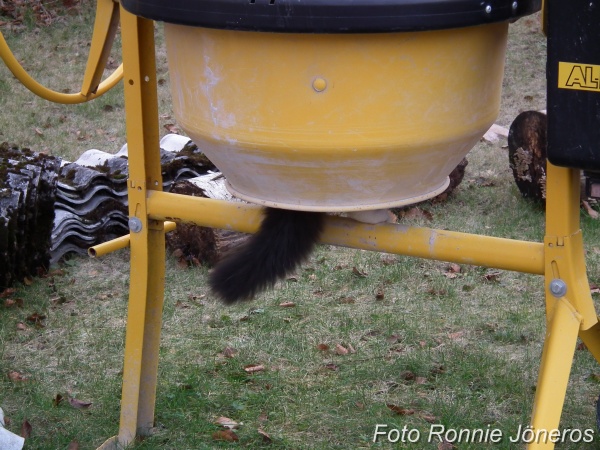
[508,110,548,202]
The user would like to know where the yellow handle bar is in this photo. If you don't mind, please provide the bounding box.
[0,0,123,104]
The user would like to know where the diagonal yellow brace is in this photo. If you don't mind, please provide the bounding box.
[80,0,120,96]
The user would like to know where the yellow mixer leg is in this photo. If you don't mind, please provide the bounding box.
[116,7,165,447]
[527,163,598,449]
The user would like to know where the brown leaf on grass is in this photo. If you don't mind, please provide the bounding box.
[375,289,385,300]
[244,364,265,374]
[53,393,64,407]
[386,404,415,416]
[438,439,457,450]
[335,344,349,355]
[26,312,46,326]
[49,296,67,305]
[338,296,356,304]
[418,412,438,423]
[577,342,587,351]
[258,429,272,443]
[352,267,368,278]
[448,331,466,340]
[591,283,600,294]
[380,255,398,266]
[286,275,299,282]
[164,123,180,134]
[415,376,428,385]
[21,419,32,438]
[0,288,16,298]
[324,363,339,371]
[68,397,92,409]
[215,416,240,429]
[4,298,23,308]
[447,263,461,273]
[484,270,502,282]
[212,429,239,442]
[67,440,80,450]
[279,301,296,307]
[316,343,330,351]
[401,207,433,221]
[16,322,28,331]
[8,370,28,382]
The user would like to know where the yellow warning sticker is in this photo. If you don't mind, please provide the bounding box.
[558,62,600,92]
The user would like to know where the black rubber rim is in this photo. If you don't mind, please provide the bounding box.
[121,0,541,33]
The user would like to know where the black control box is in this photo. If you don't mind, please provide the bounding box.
[547,0,600,170]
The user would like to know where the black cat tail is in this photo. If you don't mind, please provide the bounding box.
[209,207,325,304]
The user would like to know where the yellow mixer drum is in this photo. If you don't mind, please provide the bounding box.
[123,0,541,211]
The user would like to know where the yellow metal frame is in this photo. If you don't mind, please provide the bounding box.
[105,8,600,449]
[2,2,599,449]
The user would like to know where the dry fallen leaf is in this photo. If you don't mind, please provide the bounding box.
[8,370,28,382]
[352,267,368,278]
[338,296,356,304]
[438,438,457,449]
[68,397,92,409]
[386,404,415,416]
[279,301,296,307]
[484,270,502,282]
[324,363,339,371]
[164,123,180,134]
[447,263,461,273]
[401,207,433,221]
[258,428,272,443]
[0,288,16,298]
[16,322,27,331]
[335,344,349,355]
[215,416,240,429]
[26,312,46,326]
[448,331,466,340]
[4,298,23,308]
[244,364,265,374]
[316,343,330,351]
[212,429,239,442]
[21,419,32,438]
[418,412,438,423]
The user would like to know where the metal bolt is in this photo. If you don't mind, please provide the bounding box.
[129,217,143,233]
[549,279,567,298]
[485,4,492,14]
[512,1,518,11]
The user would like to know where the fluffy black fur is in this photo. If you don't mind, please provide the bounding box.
[209,207,325,304]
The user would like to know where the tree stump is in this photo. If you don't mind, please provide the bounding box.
[508,111,548,202]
